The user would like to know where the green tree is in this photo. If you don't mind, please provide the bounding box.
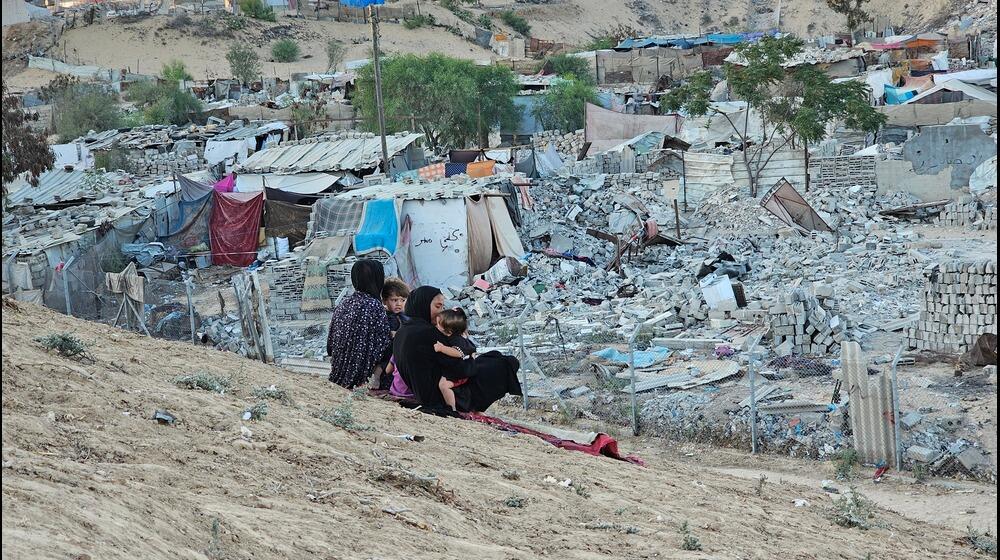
[662,35,885,195]
[161,60,193,82]
[2,80,55,198]
[533,77,597,132]
[52,83,122,143]
[354,53,520,149]
[271,39,301,62]
[326,39,346,72]
[227,42,261,86]
[126,81,202,125]
[544,53,594,84]
[826,0,871,32]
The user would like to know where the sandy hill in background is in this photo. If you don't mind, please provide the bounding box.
[0,299,985,559]
[16,0,973,85]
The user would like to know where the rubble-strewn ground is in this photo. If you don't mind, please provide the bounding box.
[2,299,993,559]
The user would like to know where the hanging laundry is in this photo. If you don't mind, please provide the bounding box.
[417,163,446,181]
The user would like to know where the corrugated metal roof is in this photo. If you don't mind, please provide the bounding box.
[5,169,94,207]
[237,132,423,174]
[334,177,504,201]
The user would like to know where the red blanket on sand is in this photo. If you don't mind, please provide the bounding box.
[371,391,644,465]
[461,412,645,466]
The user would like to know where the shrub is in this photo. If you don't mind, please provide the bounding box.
[175,373,231,394]
[242,402,269,421]
[35,333,87,357]
[271,39,300,62]
[476,13,492,29]
[52,83,122,143]
[533,77,598,135]
[325,39,346,72]
[239,0,275,21]
[403,13,435,29]
[161,60,192,82]
[679,521,702,551]
[500,10,530,36]
[833,448,860,480]
[126,81,202,125]
[829,489,885,530]
[227,42,261,85]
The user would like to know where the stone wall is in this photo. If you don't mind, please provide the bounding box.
[531,129,584,158]
[906,260,998,353]
[936,196,998,230]
[808,154,877,190]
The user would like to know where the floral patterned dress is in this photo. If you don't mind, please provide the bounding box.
[326,291,391,389]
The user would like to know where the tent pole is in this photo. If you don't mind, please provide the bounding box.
[369,4,390,173]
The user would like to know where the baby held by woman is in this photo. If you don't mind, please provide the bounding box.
[433,308,477,411]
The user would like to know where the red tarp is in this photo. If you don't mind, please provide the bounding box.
[209,191,264,266]
[461,412,645,465]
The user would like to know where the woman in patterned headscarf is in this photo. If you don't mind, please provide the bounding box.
[326,259,391,389]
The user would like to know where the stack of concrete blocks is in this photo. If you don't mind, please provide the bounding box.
[325,262,353,303]
[263,258,306,320]
[842,341,896,465]
[936,196,997,230]
[531,129,585,158]
[768,286,854,356]
[130,151,205,177]
[807,154,877,189]
[906,260,998,353]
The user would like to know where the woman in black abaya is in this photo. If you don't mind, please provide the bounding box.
[393,286,522,413]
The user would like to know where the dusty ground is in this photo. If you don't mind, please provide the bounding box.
[1,299,994,559]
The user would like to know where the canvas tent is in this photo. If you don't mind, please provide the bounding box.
[308,178,524,289]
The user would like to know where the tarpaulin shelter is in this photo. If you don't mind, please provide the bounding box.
[160,193,214,256]
[585,103,684,153]
[177,175,214,202]
[315,178,524,288]
[210,191,265,266]
[760,178,832,233]
[264,199,311,247]
[214,174,236,193]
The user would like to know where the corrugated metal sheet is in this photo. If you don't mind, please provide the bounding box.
[237,133,423,174]
[5,169,93,207]
[731,148,807,190]
[334,177,504,202]
[682,152,733,204]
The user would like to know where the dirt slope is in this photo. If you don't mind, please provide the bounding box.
[0,300,983,559]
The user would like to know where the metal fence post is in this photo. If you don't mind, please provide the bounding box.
[184,272,197,344]
[750,354,759,454]
[890,345,904,471]
[516,306,530,410]
[628,324,641,436]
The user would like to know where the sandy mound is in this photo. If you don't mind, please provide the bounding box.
[1,300,982,559]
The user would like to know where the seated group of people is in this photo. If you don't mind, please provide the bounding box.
[326,259,522,413]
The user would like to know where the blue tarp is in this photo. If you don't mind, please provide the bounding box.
[884,85,917,105]
[593,346,672,368]
[338,0,383,6]
[354,199,398,255]
[615,31,778,50]
[508,95,545,135]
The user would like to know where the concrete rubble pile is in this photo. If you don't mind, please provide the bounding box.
[906,260,998,353]
[531,129,585,157]
[936,195,998,230]
[767,286,858,356]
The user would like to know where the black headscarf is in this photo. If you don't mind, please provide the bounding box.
[351,259,385,300]
[403,285,442,323]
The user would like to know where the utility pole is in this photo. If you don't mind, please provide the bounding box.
[369,4,390,173]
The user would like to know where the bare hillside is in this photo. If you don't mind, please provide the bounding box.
[0,300,985,559]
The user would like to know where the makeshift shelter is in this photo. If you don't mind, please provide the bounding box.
[236,131,425,177]
[309,178,523,288]
[584,103,684,153]
[209,191,265,267]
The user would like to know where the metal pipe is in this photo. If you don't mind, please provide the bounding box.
[628,324,641,436]
[890,344,904,471]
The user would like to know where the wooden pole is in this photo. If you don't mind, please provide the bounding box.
[370,4,390,173]
[673,198,681,240]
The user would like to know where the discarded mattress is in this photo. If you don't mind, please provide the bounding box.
[593,346,671,368]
